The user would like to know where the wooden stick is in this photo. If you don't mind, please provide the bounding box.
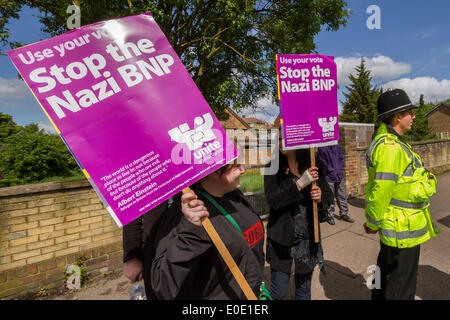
[310,148,320,243]
[182,187,257,300]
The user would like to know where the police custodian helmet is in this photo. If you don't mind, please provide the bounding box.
[377,89,419,121]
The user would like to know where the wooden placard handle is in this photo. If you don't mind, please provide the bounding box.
[182,187,257,300]
[310,148,320,243]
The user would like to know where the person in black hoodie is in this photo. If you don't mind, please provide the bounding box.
[264,130,333,300]
[149,163,265,300]
[122,201,168,300]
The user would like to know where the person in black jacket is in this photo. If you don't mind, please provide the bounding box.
[317,144,354,225]
[122,201,169,299]
[264,133,333,300]
[150,163,265,300]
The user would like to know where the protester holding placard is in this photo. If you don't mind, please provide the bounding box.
[150,164,265,300]
[263,125,333,300]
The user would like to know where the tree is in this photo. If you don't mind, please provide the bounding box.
[419,94,425,107]
[1,0,350,119]
[0,112,21,144]
[404,94,436,141]
[340,58,382,123]
[0,118,81,187]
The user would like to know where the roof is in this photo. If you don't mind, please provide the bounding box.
[424,101,450,117]
[221,106,251,129]
[242,116,271,128]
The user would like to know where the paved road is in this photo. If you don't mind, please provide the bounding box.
[51,171,450,300]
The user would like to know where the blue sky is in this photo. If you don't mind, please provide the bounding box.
[1,0,449,130]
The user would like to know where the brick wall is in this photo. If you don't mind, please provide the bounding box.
[410,139,450,174]
[339,122,375,196]
[0,180,123,299]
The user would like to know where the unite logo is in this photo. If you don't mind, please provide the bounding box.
[168,113,222,162]
[318,116,337,138]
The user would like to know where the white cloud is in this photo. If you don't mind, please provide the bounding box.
[382,77,450,104]
[335,55,412,87]
[0,76,31,100]
[240,96,279,124]
[337,100,343,114]
[37,119,58,135]
[420,28,437,39]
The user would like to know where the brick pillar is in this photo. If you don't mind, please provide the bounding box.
[339,126,359,197]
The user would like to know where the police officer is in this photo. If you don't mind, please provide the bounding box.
[364,89,439,300]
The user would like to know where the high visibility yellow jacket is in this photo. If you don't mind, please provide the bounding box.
[365,123,439,248]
